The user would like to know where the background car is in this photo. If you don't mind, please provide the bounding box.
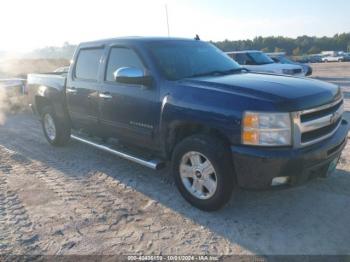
[322,53,350,62]
[0,78,26,95]
[0,78,27,110]
[307,55,323,63]
[267,52,312,76]
[226,50,305,76]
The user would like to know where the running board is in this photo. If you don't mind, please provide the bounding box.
[70,135,164,170]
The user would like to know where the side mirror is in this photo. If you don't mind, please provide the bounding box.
[114,67,153,87]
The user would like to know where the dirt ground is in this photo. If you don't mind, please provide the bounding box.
[0,62,350,257]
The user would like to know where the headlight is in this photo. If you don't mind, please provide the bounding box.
[242,112,292,146]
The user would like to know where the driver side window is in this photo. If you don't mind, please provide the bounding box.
[105,47,144,82]
[236,53,254,65]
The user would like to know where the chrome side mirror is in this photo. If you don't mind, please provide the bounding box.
[113,67,153,87]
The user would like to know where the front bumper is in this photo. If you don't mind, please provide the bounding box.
[231,119,349,189]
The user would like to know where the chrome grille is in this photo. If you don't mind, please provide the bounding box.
[292,98,344,147]
[293,69,302,75]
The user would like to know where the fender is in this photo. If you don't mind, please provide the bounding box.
[27,73,70,121]
[159,90,242,157]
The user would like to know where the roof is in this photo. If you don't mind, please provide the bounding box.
[225,50,261,55]
[79,36,197,47]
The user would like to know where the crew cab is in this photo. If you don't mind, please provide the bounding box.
[226,50,305,76]
[27,37,348,211]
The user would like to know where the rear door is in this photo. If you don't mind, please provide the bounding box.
[98,46,160,149]
[66,47,104,133]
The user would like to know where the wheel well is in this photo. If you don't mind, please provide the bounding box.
[35,96,51,116]
[166,123,231,159]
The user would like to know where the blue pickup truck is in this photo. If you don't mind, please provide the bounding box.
[27,37,348,211]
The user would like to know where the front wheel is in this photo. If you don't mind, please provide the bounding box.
[172,135,235,211]
[41,106,71,146]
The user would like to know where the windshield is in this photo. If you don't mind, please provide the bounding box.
[248,52,274,65]
[148,41,242,80]
[277,56,295,64]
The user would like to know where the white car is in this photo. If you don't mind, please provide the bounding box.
[322,54,348,62]
[226,50,305,76]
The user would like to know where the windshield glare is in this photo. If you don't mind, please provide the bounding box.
[248,52,274,65]
[148,41,241,80]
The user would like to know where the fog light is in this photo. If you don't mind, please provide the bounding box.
[271,176,290,186]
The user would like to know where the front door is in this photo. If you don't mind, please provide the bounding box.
[98,46,160,149]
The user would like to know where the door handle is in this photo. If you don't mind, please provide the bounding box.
[66,87,77,94]
[99,92,112,99]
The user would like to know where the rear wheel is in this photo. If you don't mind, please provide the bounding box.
[172,134,235,211]
[41,106,71,146]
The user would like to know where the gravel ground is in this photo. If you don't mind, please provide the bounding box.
[0,62,350,257]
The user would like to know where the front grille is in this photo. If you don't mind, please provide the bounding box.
[301,118,341,143]
[300,100,343,122]
[293,69,302,74]
[293,98,344,147]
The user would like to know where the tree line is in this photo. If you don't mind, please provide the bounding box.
[212,33,350,56]
[18,33,350,59]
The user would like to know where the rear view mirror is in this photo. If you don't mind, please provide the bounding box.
[114,67,153,87]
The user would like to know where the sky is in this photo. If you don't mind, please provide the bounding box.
[0,0,349,52]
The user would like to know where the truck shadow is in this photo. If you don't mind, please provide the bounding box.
[1,113,350,255]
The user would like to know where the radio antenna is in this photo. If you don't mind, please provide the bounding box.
[165,4,170,37]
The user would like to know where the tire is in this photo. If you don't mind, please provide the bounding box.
[171,134,235,211]
[41,105,71,146]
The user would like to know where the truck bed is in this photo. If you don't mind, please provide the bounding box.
[27,73,67,91]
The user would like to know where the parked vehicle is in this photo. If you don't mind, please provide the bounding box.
[0,78,26,94]
[226,50,305,76]
[307,55,323,63]
[0,78,27,108]
[294,56,310,63]
[27,37,348,211]
[267,52,312,76]
[322,53,349,62]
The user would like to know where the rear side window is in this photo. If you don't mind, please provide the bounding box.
[106,47,144,82]
[75,48,104,81]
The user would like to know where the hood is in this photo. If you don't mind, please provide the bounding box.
[244,63,302,73]
[181,72,341,111]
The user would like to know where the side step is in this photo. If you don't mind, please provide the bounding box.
[70,135,165,170]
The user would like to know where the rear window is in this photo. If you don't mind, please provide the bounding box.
[75,48,104,81]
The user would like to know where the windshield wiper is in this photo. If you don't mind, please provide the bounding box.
[189,68,246,78]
